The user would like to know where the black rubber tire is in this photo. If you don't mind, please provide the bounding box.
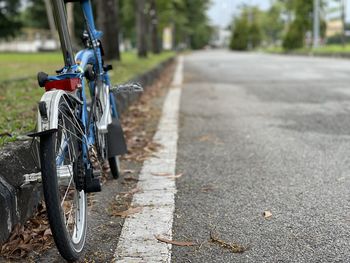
[109,156,120,179]
[39,99,87,261]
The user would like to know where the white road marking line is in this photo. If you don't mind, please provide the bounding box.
[114,56,184,263]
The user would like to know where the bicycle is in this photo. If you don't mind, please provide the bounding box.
[27,0,142,260]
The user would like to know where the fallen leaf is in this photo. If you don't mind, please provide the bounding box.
[43,228,52,237]
[155,235,195,246]
[200,184,215,192]
[123,169,135,174]
[117,187,142,199]
[198,135,212,142]
[210,231,248,253]
[112,207,143,218]
[0,202,55,259]
[263,210,272,219]
[123,176,139,182]
[151,172,172,176]
[151,172,183,179]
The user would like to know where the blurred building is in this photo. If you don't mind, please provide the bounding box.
[210,26,231,48]
[326,19,343,37]
[0,28,58,52]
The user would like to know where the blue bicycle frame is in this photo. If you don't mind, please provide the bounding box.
[48,0,119,168]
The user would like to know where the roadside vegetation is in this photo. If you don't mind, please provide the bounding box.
[0,51,174,146]
[0,0,213,147]
[265,44,350,55]
[229,0,348,56]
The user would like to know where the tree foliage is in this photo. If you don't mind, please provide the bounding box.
[230,14,249,50]
[282,0,313,50]
[119,0,212,50]
[230,7,262,51]
[22,0,49,30]
[0,0,22,39]
[261,2,284,46]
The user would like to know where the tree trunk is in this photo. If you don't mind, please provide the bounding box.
[66,2,77,48]
[43,0,57,40]
[149,0,160,54]
[96,0,121,60]
[136,0,148,57]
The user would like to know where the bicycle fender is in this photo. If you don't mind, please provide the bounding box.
[35,90,67,135]
[107,117,127,157]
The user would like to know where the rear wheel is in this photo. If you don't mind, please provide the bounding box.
[40,97,87,261]
[109,155,121,179]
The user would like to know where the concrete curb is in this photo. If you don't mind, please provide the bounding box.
[0,56,175,244]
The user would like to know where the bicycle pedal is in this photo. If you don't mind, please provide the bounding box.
[85,178,101,193]
[111,83,144,94]
[85,169,101,193]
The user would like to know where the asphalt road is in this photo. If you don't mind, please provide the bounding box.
[172,51,350,262]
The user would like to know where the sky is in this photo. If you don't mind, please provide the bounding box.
[207,0,350,28]
[207,0,270,28]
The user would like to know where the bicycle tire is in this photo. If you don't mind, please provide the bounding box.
[40,97,87,261]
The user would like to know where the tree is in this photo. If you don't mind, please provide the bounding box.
[261,2,284,46]
[230,6,262,50]
[96,0,121,60]
[183,0,212,49]
[282,0,313,50]
[119,0,136,47]
[136,0,148,57]
[23,0,49,30]
[66,2,77,47]
[150,0,160,54]
[230,13,249,50]
[0,0,22,39]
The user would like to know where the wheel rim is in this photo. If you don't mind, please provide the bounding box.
[56,99,86,248]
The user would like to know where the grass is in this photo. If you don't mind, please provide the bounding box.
[263,44,350,55]
[0,51,175,146]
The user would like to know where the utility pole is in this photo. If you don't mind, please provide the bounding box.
[313,0,320,49]
[341,0,346,47]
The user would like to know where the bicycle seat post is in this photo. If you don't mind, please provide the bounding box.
[51,0,75,68]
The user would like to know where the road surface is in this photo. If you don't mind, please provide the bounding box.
[22,51,350,263]
[171,51,350,262]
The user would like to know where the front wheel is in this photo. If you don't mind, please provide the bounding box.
[39,97,87,261]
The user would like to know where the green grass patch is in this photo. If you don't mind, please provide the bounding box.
[0,51,175,147]
[263,44,350,55]
[0,52,63,82]
[109,51,175,83]
[310,44,350,54]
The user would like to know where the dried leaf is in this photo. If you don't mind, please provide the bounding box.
[263,210,272,219]
[155,235,195,246]
[0,202,53,259]
[43,228,52,237]
[151,172,172,177]
[198,135,212,142]
[112,207,143,218]
[124,176,139,182]
[151,172,183,179]
[200,185,215,192]
[210,231,248,253]
[117,187,142,199]
[123,169,135,174]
